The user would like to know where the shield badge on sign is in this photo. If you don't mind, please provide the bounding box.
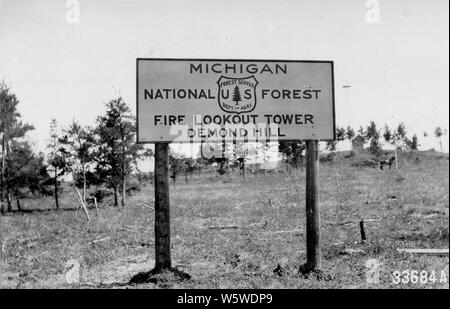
[217,75,258,114]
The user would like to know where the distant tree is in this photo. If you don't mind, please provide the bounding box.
[405,134,419,152]
[278,141,305,168]
[366,121,382,155]
[232,86,242,105]
[183,157,196,183]
[169,151,185,187]
[59,121,95,204]
[5,141,49,211]
[230,141,248,178]
[357,126,366,139]
[94,97,150,206]
[394,122,407,149]
[195,145,211,176]
[0,82,34,214]
[423,131,428,138]
[386,122,407,170]
[383,124,392,144]
[326,127,345,157]
[434,127,447,153]
[47,119,69,210]
[365,121,377,140]
[326,140,337,153]
[345,126,355,141]
[411,134,419,151]
[336,127,346,141]
[382,123,398,168]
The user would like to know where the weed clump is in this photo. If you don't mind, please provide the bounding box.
[394,173,405,182]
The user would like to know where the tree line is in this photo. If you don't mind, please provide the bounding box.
[0,82,151,214]
[1,81,447,213]
[279,122,446,166]
[169,120,447,181]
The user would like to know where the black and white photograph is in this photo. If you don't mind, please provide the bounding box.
[0,0,448,296]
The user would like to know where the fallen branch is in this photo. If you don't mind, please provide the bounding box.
[208,225,239,230]
[0,238,7,260]
[73,186,90,222]
[138,203,154,209]
[364,219,382,223]
[340,248,366,256]
[91,237,111,244]
[326,219,381,226]
[91,195,99,216]
[17,236,40,244]
[396,248,449,255]
[325,220,353,226]
[120,226,139,233]
[423,214,439,219]
[263,229,303,235]
[248,221,268,229]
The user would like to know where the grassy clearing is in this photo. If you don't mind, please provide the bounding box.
[0,150,448,289]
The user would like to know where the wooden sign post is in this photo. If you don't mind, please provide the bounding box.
[154,142,171,271]
[305,140,321,271]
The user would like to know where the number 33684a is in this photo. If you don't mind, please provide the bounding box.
[392,270,448,284]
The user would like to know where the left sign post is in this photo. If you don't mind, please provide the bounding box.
[154,142,171,271]
[129,140,175,283]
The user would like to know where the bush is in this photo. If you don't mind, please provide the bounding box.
[89,188,111,203]
[344,151,355,159]
[320,153,335,162]
[394,173,405,182]
[350,159,378,168]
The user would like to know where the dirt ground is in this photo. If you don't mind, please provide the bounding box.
[0,150,448,289]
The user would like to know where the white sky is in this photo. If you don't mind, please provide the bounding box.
[0,0,448,155]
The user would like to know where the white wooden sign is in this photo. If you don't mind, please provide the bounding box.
[137,58,335,143]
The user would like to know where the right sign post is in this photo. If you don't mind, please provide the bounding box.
[305,139,321,272]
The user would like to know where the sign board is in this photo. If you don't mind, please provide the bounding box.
[137,58,335,143]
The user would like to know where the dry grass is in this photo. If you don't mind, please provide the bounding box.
[0,150,448,289]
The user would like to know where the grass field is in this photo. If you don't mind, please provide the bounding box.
[0,150,448,289]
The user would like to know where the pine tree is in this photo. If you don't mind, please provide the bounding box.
[94,97,151,206]
[169,150,184,188]
[0,82,34,214]
[394,122,407,149]
[59,121,95,205]
[6,141,48,211]
[278,141,305,169]
[366,121,382,156]
[345,126,355,141]
[336,127,346,141]
[383,124,392,143]
[357,126,366,142]
[232,85,242,105]
[47,119,69,210]
[405,134,419,152]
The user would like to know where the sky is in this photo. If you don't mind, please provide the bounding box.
[0,0,448,157]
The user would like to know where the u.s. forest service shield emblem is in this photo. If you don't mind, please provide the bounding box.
[217,75,258,114]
